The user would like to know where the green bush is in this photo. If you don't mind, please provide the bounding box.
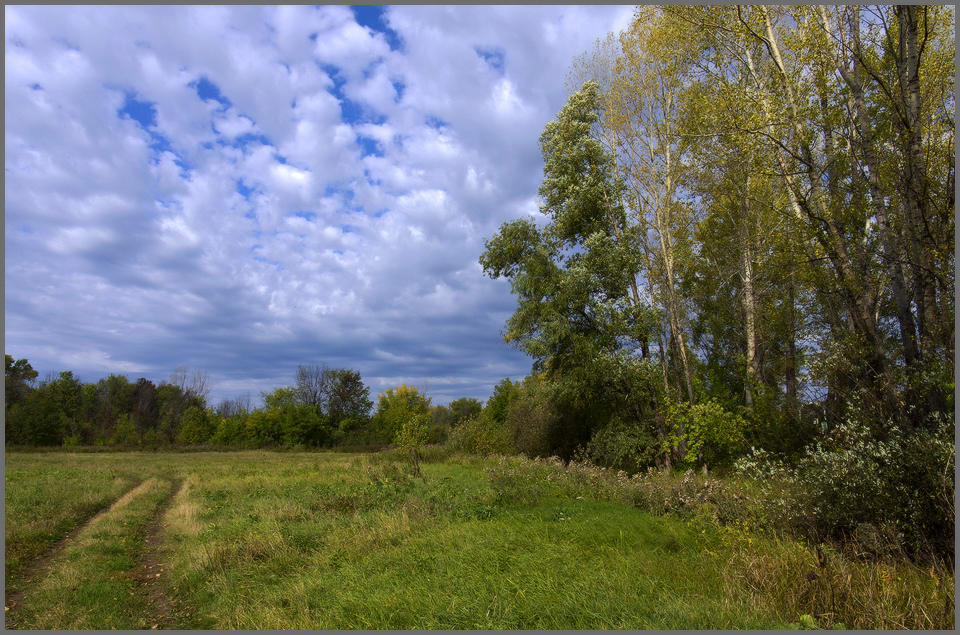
[111,413,139,446]
[332,423,390,450]
[426,424,449,445]
[372,384,431,441]
[667,399,748,469]
[280,404,331,447]
[212,414,248,445]
[396,413,430,476]
[506,385,556,457]
[735,416,955,559]
[448,411,514,456]
[245,408,283,446]
[576,417,659,472]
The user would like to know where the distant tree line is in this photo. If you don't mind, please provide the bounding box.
[4,355,498,451]
[4,357,381,448]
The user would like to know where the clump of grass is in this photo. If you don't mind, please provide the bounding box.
[723,532,955,629]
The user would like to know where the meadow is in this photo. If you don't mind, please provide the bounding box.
[4,449,953,630]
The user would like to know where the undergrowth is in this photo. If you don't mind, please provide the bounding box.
[478,453,955,629]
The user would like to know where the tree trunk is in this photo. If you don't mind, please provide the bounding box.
[740,179,758,411]
[820,5,922,369]
[785,266,799,422]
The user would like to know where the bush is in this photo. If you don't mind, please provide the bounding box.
[212,414,248,445]
[111,413,139,446]
[396,413,430,476]
[332,423,390,450]
[734,416,955,559]
[245,408,283,446]
[372,384,431,441]
[506,385,556,457]
[667,399,748,469]
[426,424,449,445]
[280,404,332,447]
[576,417,659,472]
[448,411,514,456]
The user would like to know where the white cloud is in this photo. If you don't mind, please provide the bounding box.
[4,4,633,404]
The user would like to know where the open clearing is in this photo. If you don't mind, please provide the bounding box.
[1,450,811,628]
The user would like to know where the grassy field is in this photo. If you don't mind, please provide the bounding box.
[3,450,953,629]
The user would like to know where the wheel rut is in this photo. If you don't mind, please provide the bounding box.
[136,478,185,630]
[4,477,145,615]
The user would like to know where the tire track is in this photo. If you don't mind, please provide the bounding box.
[136,478,185,630]
[4,477,144,614]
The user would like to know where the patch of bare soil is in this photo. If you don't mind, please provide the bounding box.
[4,478,145,621]
[136,478,185,630]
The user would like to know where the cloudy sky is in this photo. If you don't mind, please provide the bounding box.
[4,5,634,406]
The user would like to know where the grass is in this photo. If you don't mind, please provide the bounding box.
[3,459,140,591]
[6,478,174,629]
[4,449,953,629]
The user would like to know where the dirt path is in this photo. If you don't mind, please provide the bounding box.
[4,477,145,615]
[136,478,185,630]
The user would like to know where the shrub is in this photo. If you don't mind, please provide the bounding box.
[576,417,659,472]
[245,408,283,446]
[280,404,331,447]
[734,416,955,559]
[396,413,430,476]
[448,411,514,456]
[667,399,748,469]
[212,414,247,445]
[332,423,390,450]
[111,413,139,446]
[506,385,556,457]
[485,377,521,425]
[426,424,449,445]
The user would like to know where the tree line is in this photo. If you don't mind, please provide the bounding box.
[4,354,505,450]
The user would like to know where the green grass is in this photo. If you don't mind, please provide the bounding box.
[7,478,174,630]
[3,459,140,590]
[4,450,951,629]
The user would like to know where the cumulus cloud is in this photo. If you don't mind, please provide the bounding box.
[4,5,634,404]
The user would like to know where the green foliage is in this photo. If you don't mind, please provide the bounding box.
[430,405,453,428]
[211,414,248,445]
[5,354,38,411]
[735,416,955,558]
[504,376,557,457]
[425,424,449,445]
[480,83,662,460]
[110,414,139,446]
[448,397,482,427]
[667,399,748,468]
[326,368,373,426]
[262,386,297,411]
[245,408,283,446]
[577,418,660,472]
[396,413,430,476]
[485,377,521,424]
[280,404,332,447]
[177,406,216,445]
[7,387,63,446]
[448,410,514,456]
[373,384,431,441]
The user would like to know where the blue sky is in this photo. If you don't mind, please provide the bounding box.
[4,5,635,406]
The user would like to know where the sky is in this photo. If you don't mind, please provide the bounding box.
[4,5,635,406]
